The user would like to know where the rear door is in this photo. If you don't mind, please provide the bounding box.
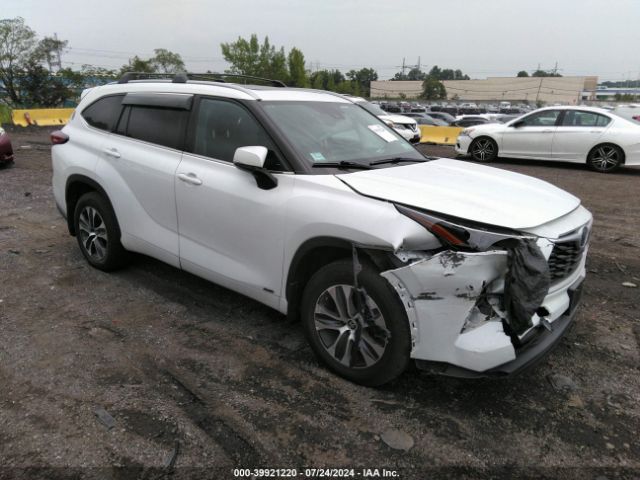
[95,93,191,265]
[501,109,561,159]
[551,110,611,162]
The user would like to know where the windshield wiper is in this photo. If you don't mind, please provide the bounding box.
[369,156,431,166]
[311,161,373,170]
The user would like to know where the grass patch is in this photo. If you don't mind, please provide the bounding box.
[0,104,11,126]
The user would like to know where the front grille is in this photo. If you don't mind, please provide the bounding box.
[547,240,584,282]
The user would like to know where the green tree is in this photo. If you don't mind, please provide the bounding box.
[287,47,308,87]
[119,55,155,75]
[311,70,325,90]
[421,76,446,100]
[221,34,288,82]
[32,35,68,71]
[426,65,469,81]
[346,68,377,97]
[0,17,38,106]
[532,69,562,77]
[326,73,336,91]
[150,48,185,73]
[517,70,529,77]
[15,59,73,107]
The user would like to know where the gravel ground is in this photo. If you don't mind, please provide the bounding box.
[0,127,639,480]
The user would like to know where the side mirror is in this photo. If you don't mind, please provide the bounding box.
[233,146,268,169]
[233,146,278,190]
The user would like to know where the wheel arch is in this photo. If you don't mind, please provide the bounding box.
[285,237,398,322]
[65,175,115,236]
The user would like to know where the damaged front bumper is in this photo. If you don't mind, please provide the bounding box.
[381,249,585,376]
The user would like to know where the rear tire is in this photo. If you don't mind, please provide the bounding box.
[74,192,129,271]
[587,144,623,173]
[300,259,411,386]
[469,137,498,162]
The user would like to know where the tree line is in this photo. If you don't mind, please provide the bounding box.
[1,17,470,107]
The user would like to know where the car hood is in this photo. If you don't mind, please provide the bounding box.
[379,114,416,125]
[337,158,581,230]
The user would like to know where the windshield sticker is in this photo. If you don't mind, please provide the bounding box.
[368,124,398,142]
[310,152,326,161]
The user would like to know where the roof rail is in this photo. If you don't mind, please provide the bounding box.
[117,72,286,87]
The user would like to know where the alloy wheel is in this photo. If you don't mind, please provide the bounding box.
[313,284,390,369]
[471,138,495,161]
[78,206,108,261]
[590,146,620,172]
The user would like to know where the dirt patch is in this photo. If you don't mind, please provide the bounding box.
[0,129,639,478]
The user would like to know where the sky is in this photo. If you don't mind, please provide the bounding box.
[3,0,640,82]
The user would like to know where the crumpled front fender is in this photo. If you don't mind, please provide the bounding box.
[381,250,517,372]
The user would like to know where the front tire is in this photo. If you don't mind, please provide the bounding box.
[587,144,623,173]
[469,137,498,162]
[74,192,129,271]
[300,259,411,386]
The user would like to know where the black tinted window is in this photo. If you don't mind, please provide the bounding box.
[193,98,285,170]
[125,106,187,150]
[81,95,124,131]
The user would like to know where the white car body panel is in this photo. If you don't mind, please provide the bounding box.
[337,159,580,230]
[176,153,295,310]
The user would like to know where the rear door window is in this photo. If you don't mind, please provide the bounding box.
[562,110,611,127]
[81,95,124,131]
[123,106,188,150]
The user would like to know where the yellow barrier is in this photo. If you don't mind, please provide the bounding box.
[11,108,75,127]
[419,126,463,146]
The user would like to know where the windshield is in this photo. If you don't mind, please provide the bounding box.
[260,101,422,165]
[357,101,387,116]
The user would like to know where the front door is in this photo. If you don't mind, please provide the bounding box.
[501,109,561,159]
[175,97,293,308]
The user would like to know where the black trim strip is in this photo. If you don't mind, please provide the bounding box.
[122,93,193,110]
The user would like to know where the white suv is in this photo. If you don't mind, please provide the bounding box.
[51,73,591,386]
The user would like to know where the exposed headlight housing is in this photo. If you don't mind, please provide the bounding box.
[395,204,534,252]
[461,128,475,136]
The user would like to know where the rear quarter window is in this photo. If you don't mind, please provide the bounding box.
[81,95,124,131]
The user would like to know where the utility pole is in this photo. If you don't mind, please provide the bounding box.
[52,32,63,72]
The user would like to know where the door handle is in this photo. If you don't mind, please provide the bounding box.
[103,147,120,158]
[541,130,554,133]
[177,172,203,186]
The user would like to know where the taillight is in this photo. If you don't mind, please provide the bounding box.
[51,130,69,145]
[632,115,640,122]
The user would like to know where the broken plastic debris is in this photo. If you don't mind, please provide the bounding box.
[380,429,414,451]
[94,407,116,429]
[164,440,180,470]
[547,374,578,392]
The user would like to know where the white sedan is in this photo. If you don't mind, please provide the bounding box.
[455,106,640,172]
